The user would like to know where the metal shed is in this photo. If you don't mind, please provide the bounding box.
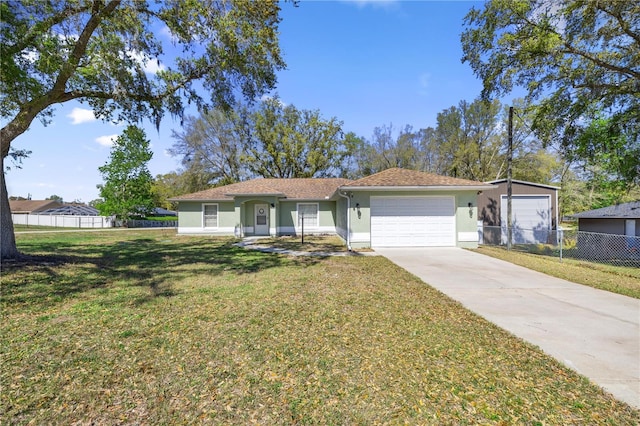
[478,179,560,245]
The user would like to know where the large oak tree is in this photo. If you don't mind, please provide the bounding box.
[0,0,286,259]
[170,98,355,182]
[461,0,639,191]
[246,97,349,178]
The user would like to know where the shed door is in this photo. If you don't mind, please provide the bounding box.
[370,196,455,247]
[500,195,551,244]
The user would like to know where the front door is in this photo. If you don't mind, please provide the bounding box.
[254,204,269,235]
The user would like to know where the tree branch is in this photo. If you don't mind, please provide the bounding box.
[52,0,121,98]
[595,3,640,46]
[559,43,640,80]
[5,3,91,56]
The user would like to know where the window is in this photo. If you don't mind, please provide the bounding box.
[297,203,318,227]
[203,204,218,228]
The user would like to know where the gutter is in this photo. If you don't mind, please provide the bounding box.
[338,191,352,251]
[339,185,494,191]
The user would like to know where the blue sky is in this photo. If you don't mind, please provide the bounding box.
[6,0,501,204]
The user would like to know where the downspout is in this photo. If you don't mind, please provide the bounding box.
[555,189,560,231]
[338,191,352,251]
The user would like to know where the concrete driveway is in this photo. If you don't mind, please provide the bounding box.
[376,247,640,409]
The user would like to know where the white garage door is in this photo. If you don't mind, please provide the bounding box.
[500,195,551,244]
[371,196,456,247]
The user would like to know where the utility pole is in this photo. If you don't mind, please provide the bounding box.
[507,106,513,250]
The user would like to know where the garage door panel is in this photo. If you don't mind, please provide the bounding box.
[500,195,551,244]
[371,196,455,247]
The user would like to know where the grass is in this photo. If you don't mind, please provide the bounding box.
[474,246,640,299]
[253,235,374,253]
[13,224,79,232]
[254,235,350,253]
[2,230,639,424]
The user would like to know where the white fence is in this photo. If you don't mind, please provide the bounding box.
[12,214,111,228]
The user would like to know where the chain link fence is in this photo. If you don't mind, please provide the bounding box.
[479,226,640,268]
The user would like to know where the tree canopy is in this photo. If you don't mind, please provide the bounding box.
[96,126,154,220]
[461,0,639,188]
[170,98,355,182]
[245,98,350,178]
[169,108,250,187]
[0,0,286,259]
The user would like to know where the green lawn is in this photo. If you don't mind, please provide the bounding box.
[13,224,78,232]
[2,230,638,424]
[474,246,640,299]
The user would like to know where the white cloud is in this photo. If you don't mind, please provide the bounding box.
[342,0,398,9]
[418,72,431,96]
[260,94,287,107]
[67,107,97,125]
[35,182,55,188]
[160,26,179,43]
[129,51,166,75]
[95,134,118,147]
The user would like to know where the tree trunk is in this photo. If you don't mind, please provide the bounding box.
[1,155,19,260]
[1,114,35,261]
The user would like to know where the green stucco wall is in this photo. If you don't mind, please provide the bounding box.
[177,190,480,248]
[177,201,237,230]
[278,200,338,233]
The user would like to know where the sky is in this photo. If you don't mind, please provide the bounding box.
[6,0,507,204]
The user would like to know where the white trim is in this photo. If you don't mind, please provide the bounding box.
[177,226,235,235]
[202,203,219,229]
[625,220,636,237]
[458,231,477,242]
[297,202,319,228]
[341,185,490,191]
[487,179,560,190]
[278,225,336,234]
[350,232,370,244]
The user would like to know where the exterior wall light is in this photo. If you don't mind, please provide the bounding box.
[468,202,473,218]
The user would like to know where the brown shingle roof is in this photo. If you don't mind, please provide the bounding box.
[9,199,63,213]
[170,178,352,201]
[342,168,489,188]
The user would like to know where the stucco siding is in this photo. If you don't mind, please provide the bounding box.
[456,191,481,248]
[177,201,237,234]
[178,202,204,228]
[335,196,348,240]
[277,200,338,235]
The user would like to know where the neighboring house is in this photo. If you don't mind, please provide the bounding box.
[151,207,178,217]
[39,204,99,216]
[170,168,493,249]
[572,201,640,237]
[9,199,64,214]
[571,201,640,260]
[10,200,99,216]
[478,179,560,244]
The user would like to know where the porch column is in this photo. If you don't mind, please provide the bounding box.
[270,199,277,237]
[234,199,243,237]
